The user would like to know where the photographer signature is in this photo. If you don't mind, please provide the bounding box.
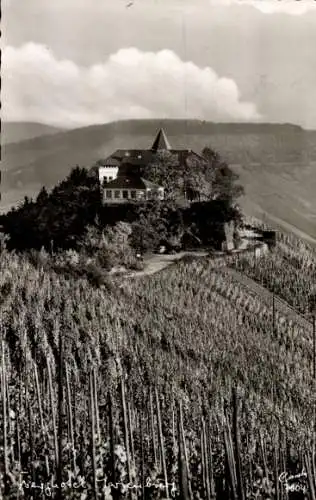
[279,470,308,494]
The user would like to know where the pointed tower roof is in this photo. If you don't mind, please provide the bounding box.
[151,128,172,151]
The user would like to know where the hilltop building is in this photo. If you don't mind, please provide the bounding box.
[102,175,164,203]
[91,128,206,203]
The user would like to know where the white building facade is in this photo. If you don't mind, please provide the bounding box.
[98,166,119,185]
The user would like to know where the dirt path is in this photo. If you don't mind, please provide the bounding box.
[124,239,262,279]
[125,251,209,278]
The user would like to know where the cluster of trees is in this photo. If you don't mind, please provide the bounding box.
[0,167,101,251]
[130,199,240,253]
[138,147,244,202]
[0,147,243,259]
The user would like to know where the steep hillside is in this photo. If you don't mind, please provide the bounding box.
[0,230,315,497]
[1,119,316,240]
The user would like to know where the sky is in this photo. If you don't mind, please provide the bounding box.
[2,0,316,129]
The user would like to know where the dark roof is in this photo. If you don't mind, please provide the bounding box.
[111,150,153,165]
[102,157,121,167]
[104,175,163,190]
[90,128,207,175]
[151,128,172,151]
[120,156,151,167]
[109,149,205,166]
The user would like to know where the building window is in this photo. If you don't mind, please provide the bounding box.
[114,191,120,199]
[105,190,112,199]
[123,190,128,199]
[109,176,113,181]
[130,190,136,199]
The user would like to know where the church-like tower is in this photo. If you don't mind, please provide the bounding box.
[151,128,172,152]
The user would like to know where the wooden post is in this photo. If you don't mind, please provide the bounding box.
[121,376,132,498]
[313,313,316,481]
[47,358,58,472]
[274,434,280,500]
[304,453,316,500]
[65,365,76,474]
[313,314,316,381]
[90,370,98,500]
[108,393,118,500]
[202,417,211,500]
[232,389,245,500]
[155,388,169,499]
[139,411,145,500]
[93,368,100,444]
[272,291,276,336]
[2,342,9,496]
[179,401,192,497]
[149,387,158,468]
[56,330,64,500]
[28,400,35,485]
[178,404,190,500]
[308,294,316,380]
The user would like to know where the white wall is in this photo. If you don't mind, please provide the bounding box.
[98,166,119,184]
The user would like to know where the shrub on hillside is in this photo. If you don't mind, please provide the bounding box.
[57,249,80,266]
[184,200,240,249]
[78,262,111,288]
[21,221,143,285]
[79,222,144,272]
[27,247,50,269]
[130,201,186,253]
[0,234,8,253]
[51,258,114,289]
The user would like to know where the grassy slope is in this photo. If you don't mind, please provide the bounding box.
[1,119,316,239]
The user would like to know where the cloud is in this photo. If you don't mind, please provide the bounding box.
[2,43,260,128]
[180,0,316,16]
[227,0,316,16]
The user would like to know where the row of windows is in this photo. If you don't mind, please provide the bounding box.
[105,190,141,199]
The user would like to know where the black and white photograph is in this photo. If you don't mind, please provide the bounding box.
[1,0,316,498]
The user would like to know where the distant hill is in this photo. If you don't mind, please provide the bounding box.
[1,119,316,241]
[1,121,65,145]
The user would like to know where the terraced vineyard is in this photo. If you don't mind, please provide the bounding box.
[0,232,315,498]
[228,231,316,317]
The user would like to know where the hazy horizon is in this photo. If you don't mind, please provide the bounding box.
[3,118,315,133]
